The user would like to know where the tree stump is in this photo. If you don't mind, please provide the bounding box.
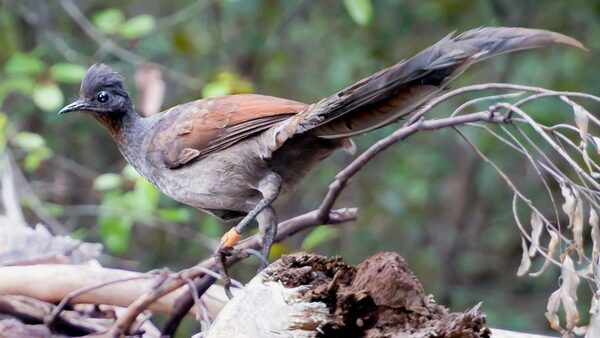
[207,252,548,338]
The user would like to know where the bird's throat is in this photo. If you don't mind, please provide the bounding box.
[90,109,145,161]
[91,110,137,138]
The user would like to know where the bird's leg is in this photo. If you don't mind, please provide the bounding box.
[214,173,281,298]
[256,206,277,271]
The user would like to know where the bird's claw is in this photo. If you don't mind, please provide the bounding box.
[213,245,268,299]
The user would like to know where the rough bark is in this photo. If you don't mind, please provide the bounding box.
[207,252,554,338]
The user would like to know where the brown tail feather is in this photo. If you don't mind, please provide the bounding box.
[299,27,585,138]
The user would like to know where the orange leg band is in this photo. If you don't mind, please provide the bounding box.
[220,227,241,248]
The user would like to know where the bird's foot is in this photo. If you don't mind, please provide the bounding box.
[214,229,269,299]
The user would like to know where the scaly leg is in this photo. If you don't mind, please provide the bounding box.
[213,245,266,299]
[256,206,277,271]
[214,173,281,297]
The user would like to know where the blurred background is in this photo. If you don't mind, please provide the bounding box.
[0,0,598,335]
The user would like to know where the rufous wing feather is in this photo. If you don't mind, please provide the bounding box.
[151,94,305,169]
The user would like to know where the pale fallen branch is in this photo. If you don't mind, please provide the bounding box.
[0,264,230,318]
[0,295,114,334]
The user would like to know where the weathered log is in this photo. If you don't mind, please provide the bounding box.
[207,252,554,338]
[0,264,230,318]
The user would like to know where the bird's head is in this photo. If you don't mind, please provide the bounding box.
[59,64,133,119]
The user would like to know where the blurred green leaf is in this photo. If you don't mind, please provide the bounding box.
[45,204,65,217]
[301,225,340,251]
[50,63,87,83]
[133,179,159,211]
[70,228,87,240]
[13,131,53,171]
[171,29,194,54]
[94,173,123,191]
[202,71,254,98]
[269,242,287,260]
[32,82,64,112]
[122,164,142,181]
[119,15,156,39]
[202,81,230,98]
[14,132,45,151]
[4,54,45,75]
[158,208,192,223]
[343,0,373,26]
[92,8,125,34]
[0,113,6,153]
[4,76,35,95]
[24,147,52,172]
[100,215,132,254]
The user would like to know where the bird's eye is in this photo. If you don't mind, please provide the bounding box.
[97,91,109,103]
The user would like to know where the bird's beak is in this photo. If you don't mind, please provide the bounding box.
[58,100,92,115]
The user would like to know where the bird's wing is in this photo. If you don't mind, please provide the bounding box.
[151,94,306,169]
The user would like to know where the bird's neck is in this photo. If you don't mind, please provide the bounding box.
[93,109,144,153]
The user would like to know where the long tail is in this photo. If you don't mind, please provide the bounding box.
[297,27,585,138]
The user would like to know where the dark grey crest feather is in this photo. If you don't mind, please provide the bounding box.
[80,63,126,99]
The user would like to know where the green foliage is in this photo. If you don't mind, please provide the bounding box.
[202,71,254,98]
[119,15,156,39]
[32,82,64,112]
[132,179,160,220]
[50,63,87,84]
[93,173,123,191]
[158,208,192,223]
[344,0,373,26]
[12,132,52,172]
[3,77,35,96]
[99,197,133,255]
[92,8,126,34]
[93,165,194,254]
[13,132,45,151]
[4,54,45,75]
[0,51,88,113]
[201,217,222,238]
[92,8,155,39]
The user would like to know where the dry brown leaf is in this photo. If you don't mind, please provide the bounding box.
[562,96,599,177]
[529,212,543,257]
[546,255,583,334]
[573,197,585,263]
[561,96,589,142]
[561,255,581,331]
[530,230,559,277]
[592,136,600,155]
[545,288,562,330]
[586,293,600,338]
[562,255,580,302]
[563,291,580,331]
[591,209,599,262]
[517,237,532,277]
[574,104,589,143]
[561,183,577,229]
